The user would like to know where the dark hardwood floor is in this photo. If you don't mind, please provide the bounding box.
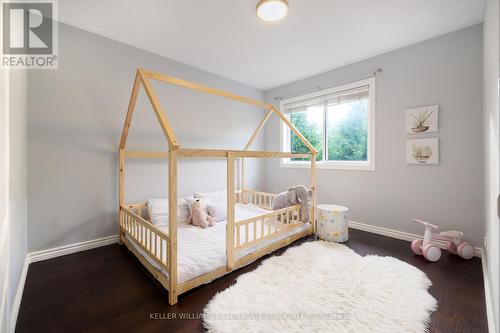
[16,229,488,333]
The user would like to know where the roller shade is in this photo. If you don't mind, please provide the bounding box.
[284,85,369,114]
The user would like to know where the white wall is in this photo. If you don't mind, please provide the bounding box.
[0,67,28,333]
[7,69,28,333]
[264,25,485,247]
[27,23,266,252]
[6,71,27,333]
[483,0,500,330]
[0,65,10,333]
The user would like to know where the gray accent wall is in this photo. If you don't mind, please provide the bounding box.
[264,24,484,246]
[27,22,486,254]
[27,23,266,252]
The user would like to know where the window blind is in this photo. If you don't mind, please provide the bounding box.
[284,85,369,114]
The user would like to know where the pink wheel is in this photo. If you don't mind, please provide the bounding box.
[411,239,423,255]
[422,244,442,262]
[457,242,474,259]
[447,242,458,255]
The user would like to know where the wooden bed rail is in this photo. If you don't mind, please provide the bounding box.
[118,189,312,306]
[234,204,302,251]
[119,206,169,271]
[123,203,147,216]
[240,189,277,209]
[123,149,311,159]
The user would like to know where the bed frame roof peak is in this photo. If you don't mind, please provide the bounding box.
[119,68,317,154]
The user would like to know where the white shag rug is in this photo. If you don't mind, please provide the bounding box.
[204,241,437,333]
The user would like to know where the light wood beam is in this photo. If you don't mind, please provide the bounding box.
[178,149,227,158]
[226,153,235,270]
[244,109,273,150]
[138,70,179,148]
[118,149,125,244]
[124,151,169,159]
[270,106,317,154]
[168,148,178,305]
[124,149,311,159]
[141,69,273,110]
[119,71,141,149]
[178,149,310,158]
[241,158,245,201]
[310,153,317,234]
[233,151,311,158]
[118,149,125,206]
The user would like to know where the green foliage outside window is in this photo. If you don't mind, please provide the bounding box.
[327,100,368,161]
[289,100,368,162]
[290,112,323,161]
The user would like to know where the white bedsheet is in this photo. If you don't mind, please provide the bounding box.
[125,203,310,284]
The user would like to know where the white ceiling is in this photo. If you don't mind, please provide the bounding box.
[60,0,484,90]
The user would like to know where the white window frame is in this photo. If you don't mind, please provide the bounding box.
[280,78,376,171]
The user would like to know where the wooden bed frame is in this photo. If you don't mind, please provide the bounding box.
[118,68,317,305]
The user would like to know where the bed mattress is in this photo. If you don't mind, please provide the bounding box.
[125,203,310,284]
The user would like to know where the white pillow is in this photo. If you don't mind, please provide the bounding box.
[186,191,228,222]
[175,196,193,223]
[146,198,168,216]
[150,215,168,227]
[146,196,192,226]
[193,190,227,204]
[206,203,227,222]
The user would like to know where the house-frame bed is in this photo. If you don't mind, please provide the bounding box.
[118,68,317,305]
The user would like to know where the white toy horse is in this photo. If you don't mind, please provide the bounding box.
[411,219,474,262]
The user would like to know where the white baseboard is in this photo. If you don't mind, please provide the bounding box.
[10,234,120,332]
[348,220,483,257]
[481,251,498,333]
[9,255,29,333]
[29,235,119,263]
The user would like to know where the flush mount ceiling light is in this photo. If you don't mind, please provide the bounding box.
[256,0,288,22]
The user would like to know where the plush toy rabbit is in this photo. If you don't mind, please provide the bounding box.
[187,199,216,228]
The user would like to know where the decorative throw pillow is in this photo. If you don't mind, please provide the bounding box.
[146,196,192,226]
[187,191,228,222]
[206,203,227,222]
[150,215,168,227]
[147,198,168,216]
[176,197,192,223]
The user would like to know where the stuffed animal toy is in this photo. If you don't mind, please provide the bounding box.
[187,199,216,228]
[272,185,312,223]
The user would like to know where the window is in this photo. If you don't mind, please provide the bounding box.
[280,78,375,170]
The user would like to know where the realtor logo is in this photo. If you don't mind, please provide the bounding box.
[2,0,58,68]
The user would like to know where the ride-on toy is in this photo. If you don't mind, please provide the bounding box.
[411,219,474,262]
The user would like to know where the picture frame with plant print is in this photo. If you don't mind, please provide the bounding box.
[405,105,438,134]
[406,138,439,165]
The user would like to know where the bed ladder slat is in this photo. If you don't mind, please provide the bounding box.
[263,218,266,239]
[153,234,160,258]
[253,221,257,242]
[160,236,163,263]
[237,225,241,247]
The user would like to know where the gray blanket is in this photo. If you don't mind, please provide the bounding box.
[272,185,312,223]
